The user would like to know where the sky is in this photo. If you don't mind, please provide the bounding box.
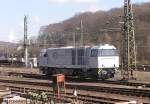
[0,0,149,42]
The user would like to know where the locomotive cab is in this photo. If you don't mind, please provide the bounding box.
[89,44,119,79]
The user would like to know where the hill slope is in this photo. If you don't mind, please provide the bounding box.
[38,2,150,64]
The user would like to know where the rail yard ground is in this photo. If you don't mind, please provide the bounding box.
[0,67,150,103]
[0,75,150,103]
[114,70,150,82]
[0,67,39,74]
[0,67,150,82]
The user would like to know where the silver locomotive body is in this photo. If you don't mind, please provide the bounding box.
[38,44,119,79]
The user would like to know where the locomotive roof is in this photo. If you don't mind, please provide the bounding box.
[91,44,116,49]
[47,46,90,50]
[47,46,74,50]
[44,44,116,50]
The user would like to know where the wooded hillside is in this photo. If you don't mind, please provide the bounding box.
[38,2,150,64]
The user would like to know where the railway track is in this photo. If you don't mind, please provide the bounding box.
[3,84,129,104]
[0,77,150,98]
[0,71,150,88]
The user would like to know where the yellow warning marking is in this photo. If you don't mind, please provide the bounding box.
[98,68,102,74]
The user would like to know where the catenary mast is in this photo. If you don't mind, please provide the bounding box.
[24,15,28,67]
[122,0,136,80]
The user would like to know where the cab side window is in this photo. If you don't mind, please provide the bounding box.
[91,49,98,57]
[44,52,48,57]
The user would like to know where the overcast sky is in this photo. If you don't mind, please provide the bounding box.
[0,0,149,42]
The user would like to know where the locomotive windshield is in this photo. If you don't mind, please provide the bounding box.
[39,49,47,57]
[91,49,118,57]
[90,49,98,57]
[100,49,118,56]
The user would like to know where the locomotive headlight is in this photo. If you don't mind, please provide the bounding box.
[101,70,107,75]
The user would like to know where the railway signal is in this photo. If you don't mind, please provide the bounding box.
[52,74,66,98]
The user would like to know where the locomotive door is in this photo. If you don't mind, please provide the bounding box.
[72,49,77,65]
[77,49,85,65]
[72,48,87,65]
[72,50,75,65]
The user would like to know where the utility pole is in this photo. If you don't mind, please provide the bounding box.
[73,32,77,65]
[122,0,136,80]
[44,37,47,49]
[24,15,28,67]
[80,19,83,46]
[80,19,87,71]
